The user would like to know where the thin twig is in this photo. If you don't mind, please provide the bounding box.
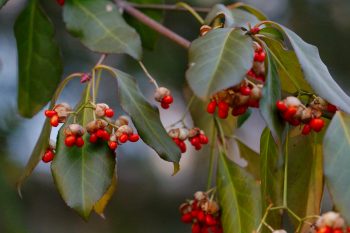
[128,2,210,13]
[115,0,191,49]
[138,61,159,89]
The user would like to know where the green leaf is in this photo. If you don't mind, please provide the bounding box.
[0,0,9,9]
[259,47,286,146]
[204,4,234,27]
[14,0,62,117]
[237,108,252,128]
[186,29,254,99]
[230,8,260,27]
[125,0,164,50]
[273,24,350,113]
[64,0,142,60]
[324,111,350,223]
[262,36,313,93]
[260,128,283,231]
[233,3,267,21]
[94,174,117,218]
[287,133,323,230]
[115,70,181,167]
[217,151,261,233]
[259,27,284,41]
[51,88,116,219]
[16,118,52,195]
[236,139,260,179]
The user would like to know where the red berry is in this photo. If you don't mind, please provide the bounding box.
[192,223,201,233]
[56,0,65,6]
[161,102,170,109]
[65,135,76,147]
[205,214,217,226]
[105,108,114,118]
[102,130,110,141]
[108,141,118,150]
[129,134,140,142]
[250,27,260,34]
[254,52,266,62]
[256,75,265,82]
[199,134,208,144]
[247,69,256,78]
[96,129,105,138]
[42,150,54,163]
[218,101,229,111]
[181,213,192,223]
[190,137,200,146]
[333,228,343,233]
[248,99,260,108]
[173,137,181,145]
[200,227,209,233]
[217,109,228,119]
[45,110,56,118]
[289,118,301,126]
[207,101,217,114]
[89,133,98,143]
[119,133,129,143]
[191,210,199,218]
[302,124,311,135]
[75,137,84,147]
[283,107,297,120]
[240,86,251,96]
[50,115,59,127]
[162,95,174,105]
[347,227,350,233]
[197,211,206,223]
[179,140,186,153]
[327,103,337,113]
[232,105,247,116]
[310,118,325,132]
[317,227,332,233]
[276,101,287,112]
[194,144,202,151]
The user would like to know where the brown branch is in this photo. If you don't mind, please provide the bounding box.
[128,2,211,13]
[115,0,191,49]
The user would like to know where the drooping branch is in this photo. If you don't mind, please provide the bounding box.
[115,0,191,49]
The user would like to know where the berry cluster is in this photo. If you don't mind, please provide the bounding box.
[179,191,222,233]
[45,103,72,127]
[64,124,85,147]
[206,42,265,119]
[154,87,174,109]
[168,127,208,153]
[276,96,337,135]
[315,211,350,233]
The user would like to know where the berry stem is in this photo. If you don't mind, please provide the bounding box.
[283,134,289,207]
[206,127,217,190]
[176,2,204,25]
[256,204,273,233]
[167,95,196,128]
[138,61,159,89]
[125,2,210,13]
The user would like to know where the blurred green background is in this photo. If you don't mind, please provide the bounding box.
[0,0,349,232]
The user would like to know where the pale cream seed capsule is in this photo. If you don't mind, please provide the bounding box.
[178,128,189,141]
[54,103,72,122]
[253,61,265,75]
[194,191,207,201]
[273,230,287,233]
[117,125,133,136]
[95,103,109,117]
[65,124,85,136]
[323,211,340,226]
[201,200,219,214]
[285,96,302,107]
[154,87,171,102]
[115,115,129,127]
[333,216,345,228]
[168,128,180,138]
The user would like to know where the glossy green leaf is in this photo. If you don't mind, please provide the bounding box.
[287,133,323,230]
[262,37,312,94]
[51,89,116,219]
[125,0,164,50]
[204,4,234,27]
[324,111,350,222]
[115,70,181,167]
[260,128,283,231]
[259,27,284,41]
[0,0,9,8]
[217,151,261,233]
[17,118,52,195]
[230,8,260,27]
[14,0,62,117]
[186,29,254,99]
[64,0,142,60]
[273,24,350,113]
[236,139,260,179]
[233,3,267,21]
[259,47,286,146]
[237,108,252,128]
[94,174,117,218]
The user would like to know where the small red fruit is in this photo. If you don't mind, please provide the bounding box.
[240,86,251,96]
[248,99,259,108]
[108,141,118,150]
[128,134,140,142]
[197,211,206,222]
[75,137,84,147]
[250,27,260,34]
[200,227,209,233]
[199,134,208,144]
[327,103,337,113]
[205,214,217,226]
[190,137,200,146]
[276,101,287,112]
[50,115,59,127]
[162,95,174,105]
[218,101,229,111]
[89,133,98,143]
[179,140,187,153]
[42,150,54,163]
[333,228,344,233]
[254,52,266,62]
[217,109,228,119]
[317,226,332,233]
[181,213,192,223]
[283,107,297,120]
[194,144,202,151]
[96,129,105,138]
[102,130,110,141]
[65,135,76,147]
[310,118,325,132]
[232,105,247,116]
[45,110,56,118]
[192,223,201,233]
[289,118,301,126]
[207,101,217,114]
[302,124,311,135]
[119,133,129,143]
[56,0,65,6]
[105,108,114,118]
[247,69,256,78]
[161,102,170,109]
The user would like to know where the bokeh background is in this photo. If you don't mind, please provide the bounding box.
[0,0,349,232]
